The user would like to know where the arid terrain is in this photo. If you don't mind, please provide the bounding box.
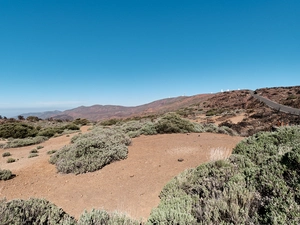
[1,86,300,222]
[0,125,243,221]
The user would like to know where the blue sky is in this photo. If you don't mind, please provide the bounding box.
[0,0,299,117]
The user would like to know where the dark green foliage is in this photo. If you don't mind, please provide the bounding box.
[30,149,38,153]
[37,124,79,138]
[0,122,38,139]
[26,116,40,122]
[149,126,300,224]
[0,198,76,225]
[0,169,14,180]
[2,152,11,157]
[49,127,131,174]
[154,113,196,134]
[100,118,122,126]
[72,118,90,126]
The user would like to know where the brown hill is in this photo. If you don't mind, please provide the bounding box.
[51,94,212,121]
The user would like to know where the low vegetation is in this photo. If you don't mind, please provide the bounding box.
[148,125,300,224]
[49,127,131,174]
[112,112,236,138]
[28,153,39,158]
[0,198,76,224]
[2,136,48,149]
[2,152,11,157]
[0,120,81,148]
[0,198,141,225]
[0,169,14,180]
[6,158,16,163]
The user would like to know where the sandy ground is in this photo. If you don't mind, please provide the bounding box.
[0,126,243,221]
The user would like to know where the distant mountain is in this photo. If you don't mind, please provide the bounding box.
[20,110,62,120]
[21,94,212,121]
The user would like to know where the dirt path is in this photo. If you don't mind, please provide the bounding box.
[0,127,243,221]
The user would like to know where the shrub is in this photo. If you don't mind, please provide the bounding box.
[0,122,38,139]
[28,153,39,158]
[154,113,196,134]
[78,209,141,225]
[0,169,14,180]
[47,150,57,155]
[3,136,48,148]
[30,149,38,153]
[49,127,131,174]
[73,118,90,126]
[2,152,11,157]
[0,198,76,224]
[36,145,44,149]
[6,158,16,163]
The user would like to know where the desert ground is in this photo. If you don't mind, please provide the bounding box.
[0,125,243,221]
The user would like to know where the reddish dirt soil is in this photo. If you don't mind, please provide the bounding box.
[0,126,243,221]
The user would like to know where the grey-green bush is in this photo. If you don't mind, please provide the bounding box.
[78,209,141,225]
[0,169,14,180]
[49,127,131,174]
[0,198,76,224]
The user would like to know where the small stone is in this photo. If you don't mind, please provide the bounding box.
[178,158,184,162]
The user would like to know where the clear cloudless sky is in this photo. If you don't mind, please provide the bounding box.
[0,0,299,117]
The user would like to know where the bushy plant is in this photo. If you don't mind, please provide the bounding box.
[47,150,57,155]
[2,152,11,157]
[6,158,15,163]
[28,153,39,158]
[72,118,90,126]
[3,136,48,148]
[78,209,141,225]
[0,169,14,180]
[154,113,196,134]
[0,122,38,139]
[36,145,44,149]
[49,127,131,174]
[30,149,38,153]
[0,198,76,224]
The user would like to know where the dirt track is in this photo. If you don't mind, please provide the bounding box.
[0,126,243,221]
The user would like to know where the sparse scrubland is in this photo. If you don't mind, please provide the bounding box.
[0,119,83,148]
[49,113,236,175]
[1,126,299,224]
[1,99,300,224]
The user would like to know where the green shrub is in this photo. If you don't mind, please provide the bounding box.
[0,169,14,180]
[47,150,57,155]
[0,198,76,224]
[49,127,131,174]
[2,152,11,157]
[154,113,196,134]
[0,122,38,139]
[36,145,44,149]
[30,149,38,153]
[6,158,16,163]
[78,209,141,225]
[73,118,90,126]
[28,153,39,158]
[3,136,48,148]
